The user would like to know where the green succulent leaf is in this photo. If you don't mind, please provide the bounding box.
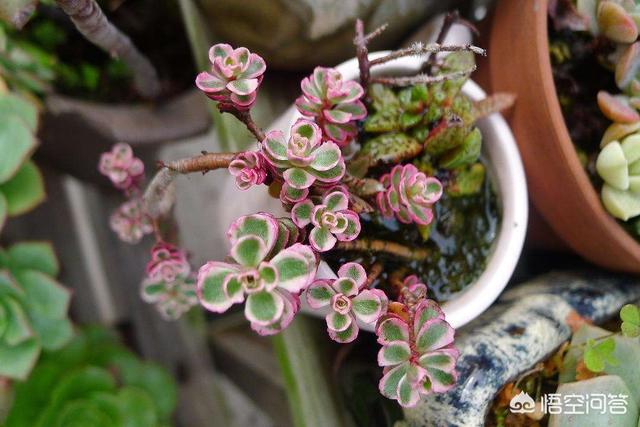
[7,241,59,276]
[584,337,618,373]
[360,133,422,165]
[13,270,70,319]
[0,115,37,184]
[0,337,39,380]
[0,160,45,216]
[620,304,640,337]
[0,192,6,233]
[120,363,177,419]
[117,387,158,427]
[439,127,482,169]
[363,110,400,133]
[0,94,38,131]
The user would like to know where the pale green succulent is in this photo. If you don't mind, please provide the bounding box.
[0,242,72,379]
[596,133,640,220]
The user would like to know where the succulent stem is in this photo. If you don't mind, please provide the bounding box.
[217,105,266,142]
[336,239,428,261]
[55,0,160,99]
[365,262,384,287]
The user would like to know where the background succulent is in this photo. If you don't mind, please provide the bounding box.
[3,326,177,427]
[0,92,44,233]
[0,242,72,379]
[358,53,482,172]
[596,132,640,219]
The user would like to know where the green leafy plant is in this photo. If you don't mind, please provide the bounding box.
[0,242,72,380]
[620,303,640,337]
[583,336,618,372]
[574,303,640,374]
[0,91,44,233]
[4,326,177,427]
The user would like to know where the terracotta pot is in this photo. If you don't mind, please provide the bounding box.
[486,0,640,272]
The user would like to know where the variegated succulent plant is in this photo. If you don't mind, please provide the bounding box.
[109,198,154,244]
[377,296,458,407]
[306,262,388,343]
[98,19,493,407]
[195,43,266,110]
[228,151,269,190]
[261,119,346,203]
[291,189,360,252]
[98,143,144,192]
[140,242,198,320]
[197,213,317,335]
[377,164,443,225]
[295,67,367,146]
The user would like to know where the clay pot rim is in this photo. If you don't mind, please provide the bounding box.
[292,51,529,330]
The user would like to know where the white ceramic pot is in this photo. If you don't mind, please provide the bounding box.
[217,52,528,330]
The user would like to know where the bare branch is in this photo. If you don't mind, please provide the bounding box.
[362,23,388,44]
[353,19,371,88]
[370,66,476,87]
[54,0,160,99]
[472,92,517,121]
[369,42,485,67]
[159,152,237,174]
[217,105,266,142]
[336,239,429,261]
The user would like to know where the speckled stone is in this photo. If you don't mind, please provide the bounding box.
[403,271,640,427]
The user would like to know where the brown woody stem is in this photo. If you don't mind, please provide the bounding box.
[218,105,266,142]
[55,0,160,99]
[472,93,517,121]
[336,239,428,261]
[369,42,485,67]
[365,262,384,288]
[354,19,371,88]
[160,152,237,174]
[370,67,476,86]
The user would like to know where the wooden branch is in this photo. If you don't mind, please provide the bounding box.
[369,42,485,67]
[159,152,237,174]
[370,67,476,87]
[472,92,517,121]
[365,262,384,287]
[217,106,266,142]
[353,19,371,88]
[54,0,160,99]
[336,239,429,261]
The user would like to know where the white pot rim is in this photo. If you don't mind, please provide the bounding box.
[290,52,529,330]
